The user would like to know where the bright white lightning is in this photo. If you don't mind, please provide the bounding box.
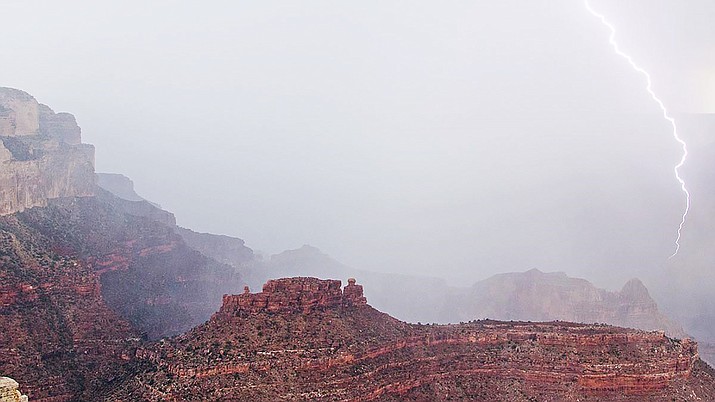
[584,0,691,258]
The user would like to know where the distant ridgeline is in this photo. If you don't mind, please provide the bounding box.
[0,88,95,215]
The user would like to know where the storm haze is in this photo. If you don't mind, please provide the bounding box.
[4,0,714,287]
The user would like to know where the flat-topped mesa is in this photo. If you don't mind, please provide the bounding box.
[219,277,367,316]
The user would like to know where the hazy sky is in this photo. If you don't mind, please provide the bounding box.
[4,0,714,286]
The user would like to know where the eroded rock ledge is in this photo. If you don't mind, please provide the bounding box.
[219,277,367,316]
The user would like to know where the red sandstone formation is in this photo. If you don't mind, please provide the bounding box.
[107,277,715,401]
[219,277,367,316]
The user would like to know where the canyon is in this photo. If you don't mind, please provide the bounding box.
[1,87,714,401]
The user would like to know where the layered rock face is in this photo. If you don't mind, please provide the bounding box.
[108,277,715,401]
[175,226,254,268]
[219,277,367,317]
[0,88,94,215]
[13,192,246,340]
[0,189,250,400]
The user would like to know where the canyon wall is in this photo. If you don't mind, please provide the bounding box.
[0,88,94,216]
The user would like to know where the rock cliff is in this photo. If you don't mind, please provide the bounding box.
[0,88,95,216]
[108,277,715,401]
[218,277,367,317]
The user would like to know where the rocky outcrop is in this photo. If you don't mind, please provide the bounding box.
[175,226,254,268]
[108,277,715,401]
[0,378,27,402]
[219,277,367,317]
[0,377,27,402]
[0,87,95,216]
[38,104,81,145]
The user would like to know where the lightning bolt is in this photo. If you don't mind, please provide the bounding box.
[584,0,691,258]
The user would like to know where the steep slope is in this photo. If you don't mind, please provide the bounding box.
[96,172,254,269]
[0,210,139,402]
[107,277,715,401]
[0,182,249,400]
[12,192,246,340]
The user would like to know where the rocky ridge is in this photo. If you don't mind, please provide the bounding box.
[96,172,254,268]
[109,277,715,401]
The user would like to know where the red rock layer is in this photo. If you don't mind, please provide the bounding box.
[219,277,366,316]
[0,215,139,402]
[108,278,715,401]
